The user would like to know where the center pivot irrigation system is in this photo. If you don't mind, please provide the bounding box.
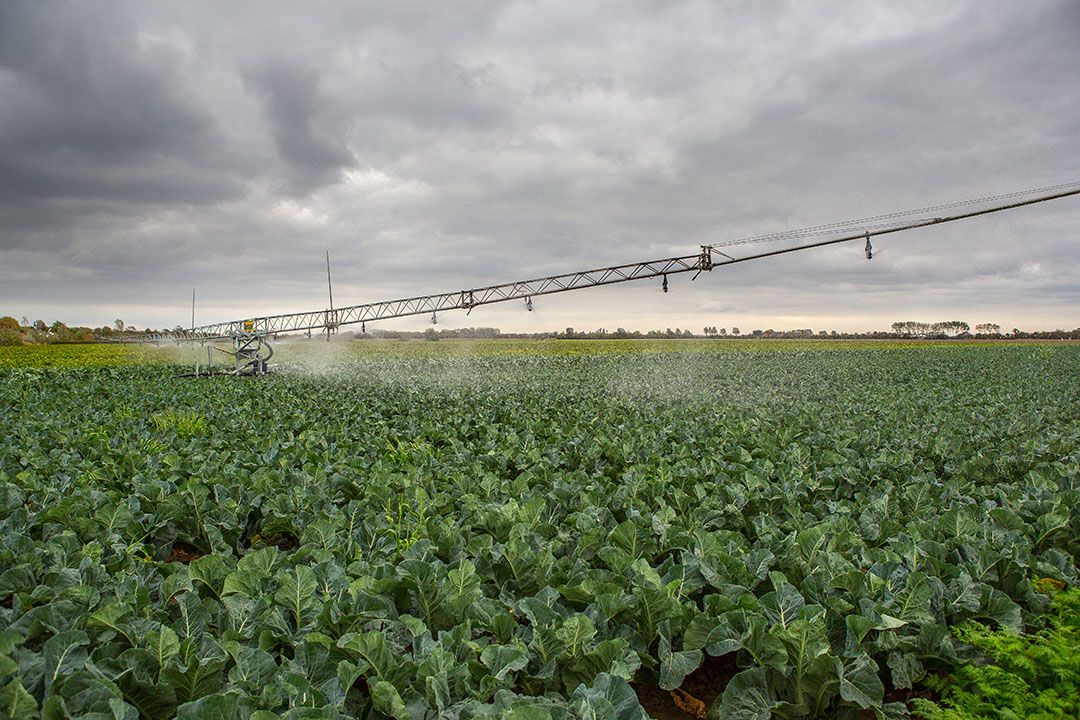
[140,183,1080,375]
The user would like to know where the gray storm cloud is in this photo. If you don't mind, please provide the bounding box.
[1,0,1077,332]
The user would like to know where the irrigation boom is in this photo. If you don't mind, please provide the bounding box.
[158,251,711,342]
[141,183,1080,375]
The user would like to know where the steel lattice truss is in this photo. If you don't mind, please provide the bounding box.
[148,249,713,342]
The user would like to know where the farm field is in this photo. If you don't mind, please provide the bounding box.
[0,340,1077,719]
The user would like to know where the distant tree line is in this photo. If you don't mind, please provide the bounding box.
[356,324,1080,341]
[0,317,166,346]
[886,320,1063,338]
[342,326,503,341]
[3,314,1079,346]
[548,323,1080,340]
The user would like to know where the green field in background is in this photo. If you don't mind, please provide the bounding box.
[0,337,1066,369]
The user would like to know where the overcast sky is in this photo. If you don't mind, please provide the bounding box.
[2,0,1078,333]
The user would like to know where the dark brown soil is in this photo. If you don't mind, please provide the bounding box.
[0,594,12,609]
[635,653,942,719]
[167,541,201,564]
[351,675,369,697]
[633,653,739,720]
[884,684,938,705]
[246,531,300,551]
[268,532,299,551]
[880,671,942,713]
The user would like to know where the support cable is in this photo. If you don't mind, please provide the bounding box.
[718,181,1080,248]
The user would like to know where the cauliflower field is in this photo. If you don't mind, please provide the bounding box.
[0,341,1077,719]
